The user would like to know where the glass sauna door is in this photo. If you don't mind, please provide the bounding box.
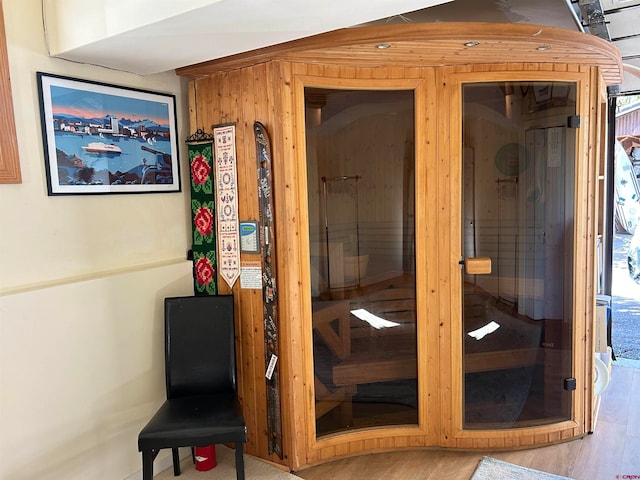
[305,88,418,437]
[462,82,576,429]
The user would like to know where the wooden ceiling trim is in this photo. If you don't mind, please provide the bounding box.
[176,22,623,86]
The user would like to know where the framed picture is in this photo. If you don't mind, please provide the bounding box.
[37,72,180,195]
[532,83,552,105]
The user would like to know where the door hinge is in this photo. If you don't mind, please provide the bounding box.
[567,115,581,128]
[564,377,577,391]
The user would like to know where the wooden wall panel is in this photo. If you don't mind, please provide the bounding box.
[438,65,457,449]
[584,67,606,434]
[0,0,21,184]
[417,66,441,444]
[190,64,287,464]
[273,59,310,469]
[176,23,622,88]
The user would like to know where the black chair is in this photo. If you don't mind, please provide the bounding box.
[138,295,247,480]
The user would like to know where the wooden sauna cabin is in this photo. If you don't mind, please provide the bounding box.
[176,22,622,470]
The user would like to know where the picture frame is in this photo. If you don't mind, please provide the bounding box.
[532,83,552,105]
[37,72,180,195]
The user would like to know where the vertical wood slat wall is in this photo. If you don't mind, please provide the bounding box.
[187,60,605,471]
[0,0,21,184]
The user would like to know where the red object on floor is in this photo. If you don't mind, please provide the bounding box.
[194,445,217,471]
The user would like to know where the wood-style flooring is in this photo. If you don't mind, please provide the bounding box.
[295,363,640,480]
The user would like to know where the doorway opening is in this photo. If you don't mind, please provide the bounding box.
[610,92,640,364]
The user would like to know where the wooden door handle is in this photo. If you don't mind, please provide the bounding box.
[463,257,492,275]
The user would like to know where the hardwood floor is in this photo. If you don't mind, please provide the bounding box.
[295,363,640,480]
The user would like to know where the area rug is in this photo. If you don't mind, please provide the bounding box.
[155,445,303,480]
[470,456,573,480]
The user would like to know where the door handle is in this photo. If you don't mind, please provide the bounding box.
[460,257,492,275]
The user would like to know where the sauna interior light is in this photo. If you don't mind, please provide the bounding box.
[467,321,500,340]
[350,308,400,329]
[464,41,480,47]
[537,45,552,51]
[376,43,391,49]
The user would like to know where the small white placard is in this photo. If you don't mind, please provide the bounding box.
[265,354,278,379]
[240,261,262,289]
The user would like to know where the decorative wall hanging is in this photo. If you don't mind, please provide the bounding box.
[213,123,241,288]
[254,121,283,458]
[186,129,217,296]
[36,72,180,195]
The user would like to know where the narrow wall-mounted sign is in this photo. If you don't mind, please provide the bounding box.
[213,123,240,288]
[254,121,282,458]
[240,260,262,289]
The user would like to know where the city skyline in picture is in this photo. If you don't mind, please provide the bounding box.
[49,85,171,127]
[37,72,180,194]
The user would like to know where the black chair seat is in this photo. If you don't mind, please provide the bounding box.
[138,394,247,450]
[136,295,246,480]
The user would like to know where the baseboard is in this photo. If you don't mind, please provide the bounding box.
[125,447,192,480]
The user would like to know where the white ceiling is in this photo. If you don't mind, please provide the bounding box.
[42,0,451,75]
[43,0,640,93]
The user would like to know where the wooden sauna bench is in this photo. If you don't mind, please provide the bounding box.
[313,278,546,389]
[313,277,418,388]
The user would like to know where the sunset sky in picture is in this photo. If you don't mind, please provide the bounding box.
[50,85,170,126]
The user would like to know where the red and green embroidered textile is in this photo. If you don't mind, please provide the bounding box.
[188,142,217,296]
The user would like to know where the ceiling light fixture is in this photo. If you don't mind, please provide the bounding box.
[376,43,391,49]
[537,45,552,51]
[464,41,480,47]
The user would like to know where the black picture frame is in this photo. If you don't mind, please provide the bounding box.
[37,72,180,195]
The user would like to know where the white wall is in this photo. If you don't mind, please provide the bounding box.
[0,0,194,478]
[0,263,194,479]
[44,0,220,55]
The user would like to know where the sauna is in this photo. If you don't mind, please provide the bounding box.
[176,22,622,470]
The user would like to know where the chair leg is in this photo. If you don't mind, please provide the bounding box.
[234,443,245,480]
[172,448,181,476]
[141,450,154,480]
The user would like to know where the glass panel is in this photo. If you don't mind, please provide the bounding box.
[305,88,417,437]
[462,82,575,429]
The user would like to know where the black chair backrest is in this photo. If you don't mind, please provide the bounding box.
[164,295,236,399]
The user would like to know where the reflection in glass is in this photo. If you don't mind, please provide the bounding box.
[305,88,418,437]
[462,82,576,429]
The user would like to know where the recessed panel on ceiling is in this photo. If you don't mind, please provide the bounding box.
[614,37,640,59]
[600,0,640,12]
[606,5,640,40]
